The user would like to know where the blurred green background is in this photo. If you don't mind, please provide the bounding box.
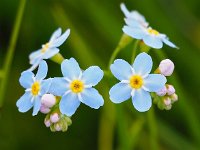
[0,0,200,150]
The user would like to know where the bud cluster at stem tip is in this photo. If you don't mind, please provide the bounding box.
[155,84,178,110]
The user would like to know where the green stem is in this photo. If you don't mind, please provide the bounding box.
[147,107,159,150]
[107,34,132,69]
[50,53,64,64]
[116,105,129,150]
[0,0,26,107]
[131,40,139,63]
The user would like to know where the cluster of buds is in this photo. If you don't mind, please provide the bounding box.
[44,112,72,132]
[40,94,72,132]
[155,84,178,110]
[154,59,178,110]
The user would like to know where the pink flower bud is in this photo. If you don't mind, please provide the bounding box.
[156,86,167,96]
[171,93,178,102]
[164,97,171,106]
[50,113,60,123]
[41,94,56,108]
[55,124,62,131]
[159,59,174,76]
[40,104,50,114]
[44,119,51,127]
[167,85,175,95]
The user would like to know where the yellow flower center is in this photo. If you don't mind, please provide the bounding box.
[41,43,50,53]
[70,80,84,93]
[129,75,143,89]
[31,81,40,96]
[147,28,159,35]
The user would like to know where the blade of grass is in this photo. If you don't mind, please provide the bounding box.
[116,105,129,150]
[0,0,26,107]
[147,107,159,150]
[127,117,145,150]
[51,4,102,67]
[158,120,198,150]
[0,70,4,79]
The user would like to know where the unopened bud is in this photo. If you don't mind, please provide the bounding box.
[159,59,174,76]
[156,86,167,96]
[44,118,51,127]
[40,105,50,114]
[50,113,60,123]
[164,97,171,106]
[166,85,175,95]
[54,124,62,131]
[41,94,56,108]
[171,93,178,102]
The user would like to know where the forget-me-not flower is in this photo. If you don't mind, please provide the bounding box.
[29,28,70,70]
[109,52,167,112]
[16,60,51,116]
[121,3,177,49]
[49,58,104,116]
[120,3,148,28]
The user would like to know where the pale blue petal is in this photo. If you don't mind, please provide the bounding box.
[110,59,133,81]
[109,82,132,103]
[61,58,81,80]
[120,3,130,18]
[16,92,33,113]
[32,96,41,116]
[28,59,41,72]
[35,60,48,80]
[143,35,163,49]
[82,66,103,86]
[162,38,177,48]
[51,29,70,47]
[29,49,42,65]
[133,52,152,76]
[143,74,167,92]
[125,18,146,28]
[132,89,152,112]
[80,88,104,109]
[19,71,34,89]
[123,25,144,39]
[49,28,62,42]
[42,48,59,59]
[48,77,68,96]
[124,18,143,28]
[59,93,81,116]
[40,78,52,95]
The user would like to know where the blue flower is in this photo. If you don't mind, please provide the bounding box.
[120,3,148,27]
[49,58,104,116]
[109,52,167,112]
[121,4,177,49]
[29,28,70,70]
[16,60,51,116]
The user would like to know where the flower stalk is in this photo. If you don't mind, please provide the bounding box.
[0,0,26,107]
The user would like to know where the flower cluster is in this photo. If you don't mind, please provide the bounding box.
[16,28,104,132]
[153,59,178,110]
[16,3,179,134]
[121,3,178,49]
